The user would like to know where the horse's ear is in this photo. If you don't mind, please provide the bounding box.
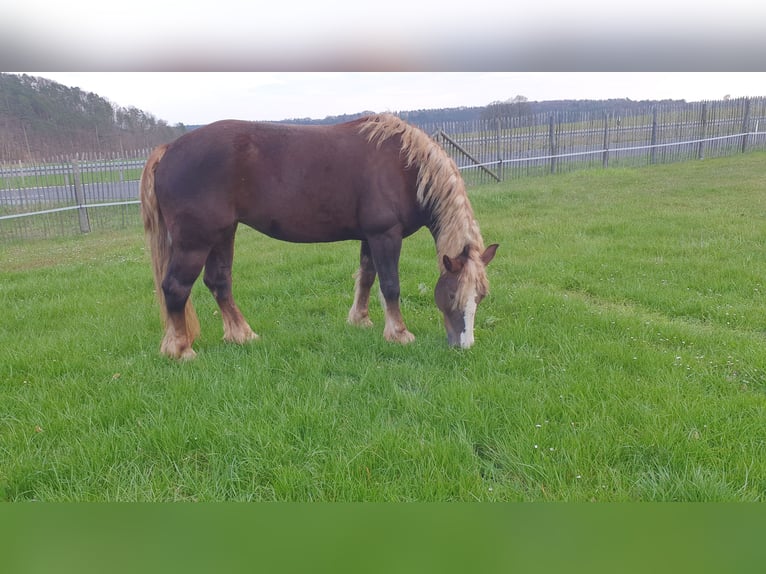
[443,254,465,273]
[481,244,499,266]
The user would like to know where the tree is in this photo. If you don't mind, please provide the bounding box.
[0,73,185,161]
[481,95,531,121]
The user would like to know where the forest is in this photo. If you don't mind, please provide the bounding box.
[0,73,185,162]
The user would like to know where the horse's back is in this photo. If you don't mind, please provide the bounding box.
[153,118,422,243]
[156,119,370,195]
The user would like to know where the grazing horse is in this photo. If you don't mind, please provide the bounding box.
[140,113,498,359]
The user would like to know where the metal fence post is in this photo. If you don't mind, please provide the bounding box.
[548,114,556,174]
[741,97,751,153]
[496,117,503,181]
[697,102,708,160]
[602,112,610,168]
[650,107,658,164]
[71,158,91,233]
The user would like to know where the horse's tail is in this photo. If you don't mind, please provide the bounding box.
[139,145,200,342]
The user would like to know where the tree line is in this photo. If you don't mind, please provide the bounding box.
[1,72,692,162]
[0,73,185,162]
[279,96,689,128]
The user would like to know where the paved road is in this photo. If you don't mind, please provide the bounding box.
[0,181,139,207]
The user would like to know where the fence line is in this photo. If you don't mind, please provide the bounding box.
[1,148,149,240]
[427,97,766,184]
[2,97,766,241]
[454,130,766,171]
[0,200,141,221]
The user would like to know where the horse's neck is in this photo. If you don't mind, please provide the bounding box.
[429,205,483,269]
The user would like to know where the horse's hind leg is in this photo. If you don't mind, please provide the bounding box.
[161,248,207,360]
[203,226,259,344]
[347,240,376,327]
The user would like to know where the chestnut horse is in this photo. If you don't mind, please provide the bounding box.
[140,113,498,359]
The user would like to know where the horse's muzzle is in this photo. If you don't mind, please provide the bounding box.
[447,329,474,349]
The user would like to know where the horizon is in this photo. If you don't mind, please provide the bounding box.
[23,73,766,126]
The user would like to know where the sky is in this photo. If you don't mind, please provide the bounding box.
[5,0,764,70]
[25,73,766,126]
[6,0,765,124]
[4,1,766,77]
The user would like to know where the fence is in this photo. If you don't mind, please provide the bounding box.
[418,97,766,185]
[2,97,766,241]
[0,150,149,241]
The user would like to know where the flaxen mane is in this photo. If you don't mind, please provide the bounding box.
[359,113,489,308]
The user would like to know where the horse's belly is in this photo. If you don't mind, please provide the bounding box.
[242,214,361,243]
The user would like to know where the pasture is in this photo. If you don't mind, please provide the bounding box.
[1,152,765,501]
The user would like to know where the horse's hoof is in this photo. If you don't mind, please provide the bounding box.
[225,332,260,344]
[385,329,415,344]
[224,325,260,344]
[178,347,197,360]
[348,313,374,328]
[160,344,197,360]
[161,336,197,360]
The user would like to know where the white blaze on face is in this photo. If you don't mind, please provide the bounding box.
[459,287,478,348]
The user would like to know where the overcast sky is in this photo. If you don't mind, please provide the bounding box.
[6,0,766,126]
[25,73,766,126]
[6,0,765,69]
[7,0,765,124]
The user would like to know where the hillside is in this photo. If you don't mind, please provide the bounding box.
[0,73,185,162]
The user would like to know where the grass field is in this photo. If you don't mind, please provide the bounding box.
[1,152,765,501]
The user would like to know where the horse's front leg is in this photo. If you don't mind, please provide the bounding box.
[367,232,415,344]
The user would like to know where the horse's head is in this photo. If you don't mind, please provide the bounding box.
[434,243,498,348]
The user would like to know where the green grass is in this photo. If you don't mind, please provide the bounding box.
[0,164,143,190]
[1,152,766,501]
[0,204,141,241]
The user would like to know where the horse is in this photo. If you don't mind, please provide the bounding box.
[139,113,498,359]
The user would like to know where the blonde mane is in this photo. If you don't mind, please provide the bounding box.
[359,113,489,307]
